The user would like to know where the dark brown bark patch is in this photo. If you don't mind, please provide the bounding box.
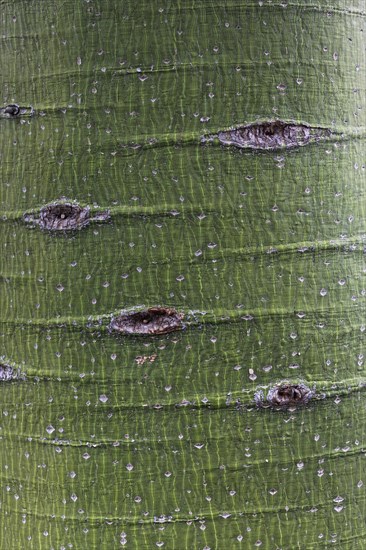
[24,200,110,231]
[216,121,328,150]
[39,202,91,231]
[0,104,34,118]
[110,308,184,335]
[255,382,314,409]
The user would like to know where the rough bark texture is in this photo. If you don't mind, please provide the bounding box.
[0,1,365,549]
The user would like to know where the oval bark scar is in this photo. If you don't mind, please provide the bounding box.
[255,382,314,409]
[0,104,34,118]
[214,120,330,150]
[40,202,90,230]
[24,200,110,231]
[110,308,184,335]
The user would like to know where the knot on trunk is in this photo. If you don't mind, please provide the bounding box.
[255,382,314,409]
[214,120,329,150]
[110,308,184,335]
[0,104,34,118]
[39,202,90,231]
[23,199,110,231]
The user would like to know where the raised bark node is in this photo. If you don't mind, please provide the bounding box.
[216,120,327,150]
[255,382,314,409]
[110,307,184,335]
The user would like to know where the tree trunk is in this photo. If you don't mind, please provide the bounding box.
[1,1,365,548]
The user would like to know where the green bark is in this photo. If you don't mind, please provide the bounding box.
[0,1,365,548]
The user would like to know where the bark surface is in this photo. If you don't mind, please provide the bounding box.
[0,1,365,548]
